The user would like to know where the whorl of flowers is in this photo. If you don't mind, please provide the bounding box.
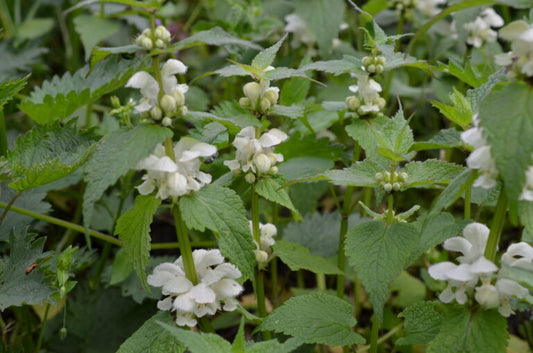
[463,8,504,48]
[345,74,386,117]
[126,58,189,126]
[249,221,277,264]
[495,20,533,78]
[224,126,288,183]
[136,137,216,200]
[461,114,498,189]
[239,77,279,115]
[148,249,243,327]
[135,25,172,50]
[428,222,531,317]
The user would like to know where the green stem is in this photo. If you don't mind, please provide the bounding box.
[337,186,354,298]
[0,0,16,37]
[395,13,404,51]
[255,268,271,340]
[316,273,326,290]
[164,137,176,161]
[358,323,402,353]
[35,303,50,353]
[0,191,21,226]
[369,314,380,353]
[484,190,507,262]
[296,270,305,288]
[0,108,7,157]
[464,183,471,220]
[270,203,279,308]
[172,203,198,285]
[386,193,394,224]
[91,242,112,287]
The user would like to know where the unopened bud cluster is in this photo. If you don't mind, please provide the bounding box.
[135,25,172,50]
[239,80,279,114]
[362,55,387,74]
[375,171,408,192]
[389,0,415,14]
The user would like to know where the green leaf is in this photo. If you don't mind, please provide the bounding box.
[427,306,508,353]
[378,44,431,74]
[187,110,258,135]
[345,220,419,322]
[251,34,287,71]
[6,123,96,191]
[389,272,427,308]
[270,104,304,119]
[260,292,365,346]
[83,125,172,233]
[0,229,54,310]
[90,44,141,68]
[396,301,442,345]
[495,0,532,8]
[519,201,533,236]
[434,61,485,88]
[403,160,465,188]
[0,43,47,81]
[430,169,475,215]
[273,240,342,275]
[302,55,364,76]
[180,184,256,281]
[466,70,506,113]
[110,248,133,286]
[19,56,145,124]
[411,128,463,151]
[116,312,185,353]
[0,75,29,108]
[115,195,161,292]
[278,157,333,181]
[294,0,346,56]
[17,18,54,40]
[431,87,473,129]
[255,177,300,217]
[280,76,311,105]
[325,160,384,187]
[345,116,389,157]
[480,82,533,215]
[159,322,232,353]
[246,338,302,353]
[74,15,120,61]
[413,213,469,259]
[276,133,343,161]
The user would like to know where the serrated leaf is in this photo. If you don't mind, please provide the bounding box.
[0,75,29,108]
[403,160,465,188]
[260,292,365,346]
[180,184,255,281]
[110,246,133,286]
[427,306,508,353]
[378,44,431,73]
[396,301,442,345]
[411,128,463,151]
[255,177,300,217]
[251,34,286,71]
[466,70,506,113]
[82,125,172,233]
[115,195,161,292]
[413,213,469,259]
[345,116,389,157]
[17,18,54,40]
[90,44,141,68]
[19,56,145,124]
[187,110,257,135]
[270,104,304,119]
[431,87,473,129]
[280,76,311,105]
[263,67,316,82]
[345,220,419,322]
[0,43,47,81]
[214,65,251,78]
[159,322,232,353]
[276,133,343,161]
[302,55,365,76]
[389,272,427,308]
[74,15,120,61]
[116,312,185,353]
[376,109,414,155]
[278,157,333,181]
[325,159,384,187]
[430,169,476,215]
[0,229,54,310]
[480,82,533,216]
[273,240,342,275]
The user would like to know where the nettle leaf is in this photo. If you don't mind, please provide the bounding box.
[0,229,54,310]
[466,70,507,113]
[180,184,256,281]
[430,169,475,215]
[302,55,365,76]
[396,301,442,346]
[209,101,262,129]
[280,75,311,105]
[276,133,343,161]
[435,61,485,88]
[413,213,469,259]
[0,43,47,80]
[5,123,96,191]
[0,74,29,108]
[83,125,172,232]
[90,44,141,68]
[273,240,342,275]
[345,220,419,322]
[376,109,414,156]
[270,104,305,119]
[115,195,161,292]
[19,56,145,124]
[187,110,257,135]
[278,157,333,181]
[426,305,508,353]
[260,292,365,346]
[158,322,232,353]
[252,34,287,71]
[116,311,185,353]
[73,15,120,61]
[403,160,465,188]
[378,44,431,73]
[431,87,473,129]
[480,82,533,215]
[411,128,462,152]
[325,160,384,187]
[255,177,300,217]
[345,116,389,157]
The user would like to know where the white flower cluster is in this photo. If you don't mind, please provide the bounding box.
[239,79,279,114]
[461,114,498,189]
[136,138,216,200]
[249,222,277,264]
[135,25,172,50]
[345,74,386,116]
[415,0,447,17]
[375,171,408,192]
[519,165,533,201]
[224,126,288,183]
[495,20,533,78]
[429,223,532,317]
[126,59,188,126]
[361,55,387,75]
[463,8,504,48]
[148,249,243,327]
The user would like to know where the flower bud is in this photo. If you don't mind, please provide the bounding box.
[59,327,68,340]
[375,172,384,181]
[399,172,408,181]
[346,96,360,111]
[267,153,278,165]
[160,94,177,114]
[259,98,271,112]
[392,182,401,191]
[377,97,386,109]
[377,56,387,65]
[264,89,279,105]
[384,183,392,192]
[261,223,277,238]
[140,36,153,50]
[253,153,272,174]
[155,39,166,49]
[270,166,279,174]
[239,97,251,109]
[110,96,121,108]
[362,56,372,66]
[475,283,500,308]
[245,172,256,184]
[60,285,67,299]
[367,64,376,73]
[375,64,384,74]
[162,117,173,127]
[178,105,188,116]
[150,106,163,120]
[255,250,269,264]
[172,90,185,106]
[155,25,171,41]
[243,82,262,104]
[385,171,391,180]
[142,28,151,36]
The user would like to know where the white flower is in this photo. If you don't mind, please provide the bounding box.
[495,278,529,317]
[347,74,385,115]
[136,138,216,199]
[415,0,447,17]
[497,21,533,77]
[148,249,243,327]
[429,262,479,304]
[224,126,287,176]
[443,222,490,264]
[501,242,533,271]
[126,59,188,113]
[463,8,503,48]
[519,166,533,201]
